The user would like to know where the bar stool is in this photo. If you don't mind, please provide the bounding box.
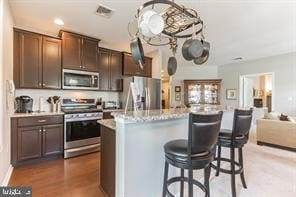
[212,109,253,197]
[162,111,223,197]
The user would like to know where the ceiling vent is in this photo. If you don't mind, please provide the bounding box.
[232,57,243,61]
[96,4,114,18]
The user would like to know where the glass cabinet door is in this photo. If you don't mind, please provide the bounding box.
[188,84,202,104]
[204,84,219,104]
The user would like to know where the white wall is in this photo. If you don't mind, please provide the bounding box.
[147,49,162,79]
[218,52,296,115]
[15,89,119,112]
[171,65,219,107]
[0,0,14,186]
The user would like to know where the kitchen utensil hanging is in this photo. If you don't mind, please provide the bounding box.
[128,0,210,73]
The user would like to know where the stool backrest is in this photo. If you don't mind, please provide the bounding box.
[232,109,253,139]
[188,111,223,158]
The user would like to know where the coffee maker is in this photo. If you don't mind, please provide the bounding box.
[15,96,33,113]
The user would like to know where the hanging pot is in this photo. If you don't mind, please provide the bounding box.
[167,56,177,76]
[193,40,210,65]
[130,37,145,69]
[181,24,203,61]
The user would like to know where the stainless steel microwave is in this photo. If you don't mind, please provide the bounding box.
[62,69,99,90]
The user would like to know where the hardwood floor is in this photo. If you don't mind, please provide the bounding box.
[9,152,107,197]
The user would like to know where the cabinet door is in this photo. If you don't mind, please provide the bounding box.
[140,57,152,77]
[42,124,63,156]
[17,126,42,161]
[82,38,98,72]
[62,32,82,70]
[98,48,110,90]
[15,31,42,88]
[110,51,123,91]
[42,37,62,89]
[123,53,140,76]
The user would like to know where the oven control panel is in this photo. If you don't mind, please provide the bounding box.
[65,112,103,121]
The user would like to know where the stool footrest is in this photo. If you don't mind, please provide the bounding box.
[212,157,243,174]
[164,176,208,197]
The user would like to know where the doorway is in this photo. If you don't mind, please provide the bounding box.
[162,79,171,109]
[239,72,274,112]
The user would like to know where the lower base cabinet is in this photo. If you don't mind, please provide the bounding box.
[11,115,63,167]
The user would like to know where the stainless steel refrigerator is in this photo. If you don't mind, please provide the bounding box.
[120,76,161,111]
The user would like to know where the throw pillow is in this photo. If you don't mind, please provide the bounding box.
[280,114,289,121]
[264,112,280,120]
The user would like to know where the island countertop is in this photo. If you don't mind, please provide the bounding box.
[97,119,116,130]
[111,107,223,123]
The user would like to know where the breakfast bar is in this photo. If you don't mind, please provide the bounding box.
[99,107,234,197]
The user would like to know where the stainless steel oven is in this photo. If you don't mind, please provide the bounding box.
[63,69,99,90]
[62,99,103,158]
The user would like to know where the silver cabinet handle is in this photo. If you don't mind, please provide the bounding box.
[39,129,42,133]
[38,120,46,123]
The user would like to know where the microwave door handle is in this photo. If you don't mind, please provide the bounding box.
[145,88,148,110]
[91,76,95,87]
[148,87,151,110]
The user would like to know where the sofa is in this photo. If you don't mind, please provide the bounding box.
[256,118,296,151]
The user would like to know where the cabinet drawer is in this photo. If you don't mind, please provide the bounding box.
[18,115,63,127]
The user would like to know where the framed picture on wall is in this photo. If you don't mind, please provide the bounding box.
[175,92,181,101]
[175,86,181,92]
[226,89,237,100]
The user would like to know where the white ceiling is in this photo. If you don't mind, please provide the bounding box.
[9,0,296,67]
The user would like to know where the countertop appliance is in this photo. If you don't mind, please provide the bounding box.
[120,76,161,111]
[62,99,103,158]
[62,69,99,90]
[15,96,33,113]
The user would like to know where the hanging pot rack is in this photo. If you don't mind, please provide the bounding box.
[128,0,210,73]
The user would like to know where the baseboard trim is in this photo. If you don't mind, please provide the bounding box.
[1,165,13,186]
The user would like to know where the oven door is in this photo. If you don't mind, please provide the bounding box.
[63,69,99,90]
[65,119,101,149]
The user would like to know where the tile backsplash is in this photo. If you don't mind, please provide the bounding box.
[15,89,120,112]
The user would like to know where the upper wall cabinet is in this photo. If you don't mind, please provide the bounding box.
[98,48,123,91]
[122,52,152,78]
[14,29,61,89]
[60,31,100,72]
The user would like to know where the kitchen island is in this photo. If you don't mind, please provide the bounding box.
[99,107,231,197]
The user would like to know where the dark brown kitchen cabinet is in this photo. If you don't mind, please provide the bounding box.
[13,28,62,89]
[82,38,98,72]
[42,124,63,156]
[61,32,82,70]
[14,30,42,88]
[122,52,152,77]
[11,115,64,167]
[17,126,42,161]
[42,37,62,89]
[60,31,99,72]
[110,51,123,91]
[98,48,110,90]
[98,48,122,91]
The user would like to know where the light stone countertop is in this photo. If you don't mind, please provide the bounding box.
[112,107,223,123]
[98,119,116,130]
[11,111,64,118]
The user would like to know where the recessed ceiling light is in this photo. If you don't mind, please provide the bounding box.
[54,18,64,26]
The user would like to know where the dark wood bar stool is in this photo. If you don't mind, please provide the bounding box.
[212,109,253,197]
[162,111,223,197]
